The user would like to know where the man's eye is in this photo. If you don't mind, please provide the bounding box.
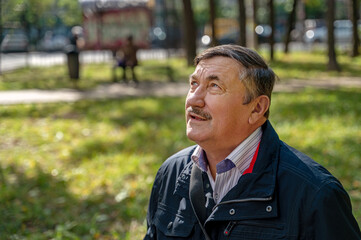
[190,81,198,86]
[210,83,220,88]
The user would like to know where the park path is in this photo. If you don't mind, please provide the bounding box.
[0,77,360,105]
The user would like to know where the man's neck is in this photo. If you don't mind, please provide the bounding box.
[201,125,263,179]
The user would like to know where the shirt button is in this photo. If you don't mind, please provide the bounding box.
[167,222,173,229]
[229,209,236,215]
[266,205,272,212]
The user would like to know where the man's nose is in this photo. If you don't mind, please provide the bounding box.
[186,86,206,108]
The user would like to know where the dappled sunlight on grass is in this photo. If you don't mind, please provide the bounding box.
[0,65,70,90]
[0,88,360,238]
[0,97,190,238]
[269,51,361,80]
[0,58,194,91]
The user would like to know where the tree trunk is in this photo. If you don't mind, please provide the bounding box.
[253,0,259,49]
[209,0,218,46]
[350,0,360,57]
[182,0,197,66]
[268,0,275,61]
[238,0,246,46]
[327,0,341,71]
[0,0,2,75]
[163,0,170,50]
[284,0,297,53]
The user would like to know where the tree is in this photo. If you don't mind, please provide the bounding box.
[268,0,275,60]
[0,0,2,75]
[3,0,81,42]
[19,0,53,42]
[284,0,298,53]
[57,0,82,27]
[182,0,197,66]
[350,0,360,57]
[253,0,259,49]
[326,0,341,71]
[238,0,246,46]
[2,0,20,25]
[209,0,218,46]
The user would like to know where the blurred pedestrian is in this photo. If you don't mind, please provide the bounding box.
[65,26,84,82]
[114,35,138,84]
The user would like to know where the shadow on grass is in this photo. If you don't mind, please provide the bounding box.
[0,66,72,90]
[271,88,361,122]
[0,97,184,120]
[271,58,361,78]
[2,89,360,124]
[0,164,146,239]
[272,60,328,75]
[66,98,190,167]
[0,61,188,91]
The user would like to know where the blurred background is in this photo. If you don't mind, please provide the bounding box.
[1,0,360,72]
[0,0,360,239]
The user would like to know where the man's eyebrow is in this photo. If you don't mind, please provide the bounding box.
[206,74,219,81]
[189,74,198,80]
[189,74,221,82]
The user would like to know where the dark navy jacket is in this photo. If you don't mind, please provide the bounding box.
[144,121,361,239]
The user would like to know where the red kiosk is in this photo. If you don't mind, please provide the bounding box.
[80,0,152,51]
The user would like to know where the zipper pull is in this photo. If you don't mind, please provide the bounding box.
[223,221,236,236]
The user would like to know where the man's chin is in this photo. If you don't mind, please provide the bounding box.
[186,130,196,142]
[186,130,205,144]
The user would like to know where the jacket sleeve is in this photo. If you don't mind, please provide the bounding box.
[143,166,164,240]
[308,181,361,239]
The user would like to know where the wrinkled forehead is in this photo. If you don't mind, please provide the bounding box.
[192,56,245,79]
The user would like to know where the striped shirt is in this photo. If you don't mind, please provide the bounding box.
[191,127,262,204]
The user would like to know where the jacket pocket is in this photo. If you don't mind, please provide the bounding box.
[154,206,195,238]
[228,220,286,240]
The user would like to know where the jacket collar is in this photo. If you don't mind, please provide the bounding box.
[174,160,193,199]
[220,120,280,200]
[174,120,280,208]
[204,120,280,221]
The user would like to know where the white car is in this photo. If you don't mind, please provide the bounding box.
[1,33,29,53]
[38,32,69,52]
[304,20,360,44]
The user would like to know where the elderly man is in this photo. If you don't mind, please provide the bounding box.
[144,45,361,239]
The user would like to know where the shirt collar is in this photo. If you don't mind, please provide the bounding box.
[191,146,208,172]
[191,127,262,174]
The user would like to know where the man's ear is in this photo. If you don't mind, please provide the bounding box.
[249,95,270,124]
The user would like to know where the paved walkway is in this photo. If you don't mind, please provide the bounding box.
[0,77,360,105]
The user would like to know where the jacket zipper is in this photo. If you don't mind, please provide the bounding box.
[223,221,236,236]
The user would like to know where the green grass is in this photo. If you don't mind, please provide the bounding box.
[269,51,361,80]
[1,51,361,91]
[0,58,195,91]
[0,88,360,239]
[0,97,190,239]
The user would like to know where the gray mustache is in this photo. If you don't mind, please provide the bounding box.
[187,107,212,120]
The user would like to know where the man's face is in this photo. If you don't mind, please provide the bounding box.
[185,56,255,151]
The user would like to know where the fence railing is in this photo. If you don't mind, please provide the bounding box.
[0,49,185,73]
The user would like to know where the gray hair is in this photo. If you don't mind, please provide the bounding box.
[194,44,277,118]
